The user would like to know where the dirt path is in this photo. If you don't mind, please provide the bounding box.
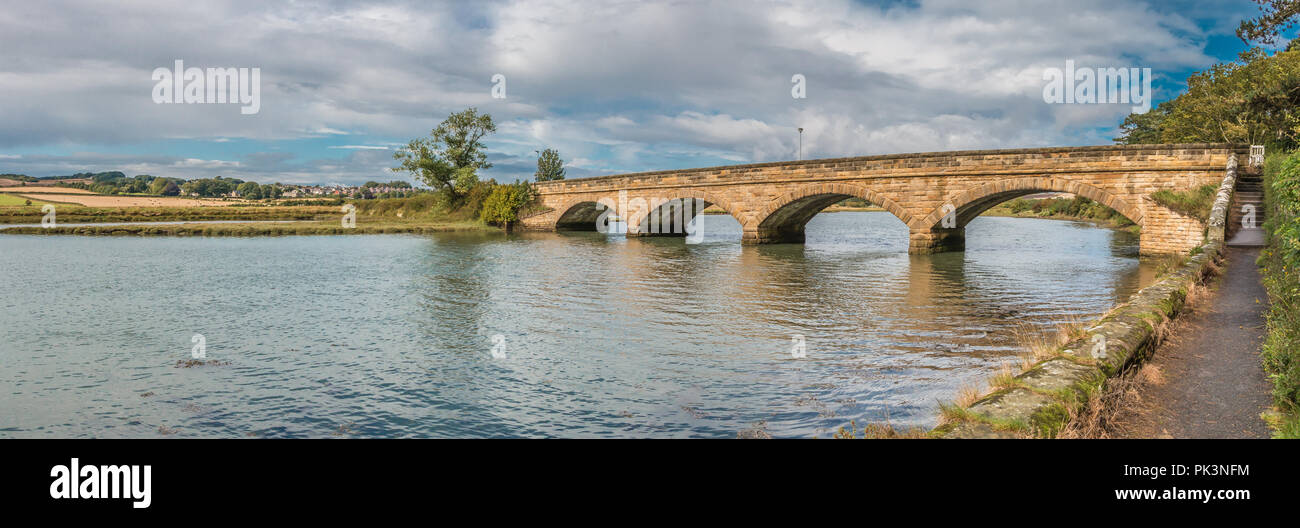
[1119,247,1273,439]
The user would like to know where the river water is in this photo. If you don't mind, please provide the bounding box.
[0,212,1161,438]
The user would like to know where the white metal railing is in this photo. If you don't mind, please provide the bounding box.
[1250,145,1265,167]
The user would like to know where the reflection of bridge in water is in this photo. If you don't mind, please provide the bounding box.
[521,144,1245,255]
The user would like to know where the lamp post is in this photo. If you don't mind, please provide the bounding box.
[797,128,803,161]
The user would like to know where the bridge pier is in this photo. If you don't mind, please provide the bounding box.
[908,228,965,254]
[742,226,805,245]
[627,230,687,238]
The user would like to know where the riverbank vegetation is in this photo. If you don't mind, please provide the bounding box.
[1258,150,1300,438]
[980,195,1138,232]
[0,204,337,224]
[0,218,486,236]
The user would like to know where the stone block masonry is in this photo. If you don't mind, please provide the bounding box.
[521,144,1248,255]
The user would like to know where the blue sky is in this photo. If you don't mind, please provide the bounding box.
[0,0,1287,185]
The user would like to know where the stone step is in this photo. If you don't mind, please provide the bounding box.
[1227,227,1267,247]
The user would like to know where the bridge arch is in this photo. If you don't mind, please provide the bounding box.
[553,198,608,231]
[748,182,912,244]
[549,191,746,237]
[913,177,1143,230]
[908,177,1144,253]
[625,189,745,238]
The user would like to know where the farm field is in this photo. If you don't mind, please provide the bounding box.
[10,193,232,207]
[0,186,96,194]
[0,193,48,206]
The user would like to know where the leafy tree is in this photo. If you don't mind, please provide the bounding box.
[160,180,181,196]
[1238,0,1300,45]
[393,138,456,195]
[1162,48,1300,149]
[1115,101,1174,144]
[147,177,171,195]
[535,148,566,181]
[89,171,126,184]
[1115,48,1300,150]
[237,181,262,199]
[392,108,496,198]
[479,181,536,227]
[181,177,237,197]
[433,107,496,171]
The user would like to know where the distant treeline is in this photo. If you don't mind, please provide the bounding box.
[1,173,69,182]
[4,170,420,200]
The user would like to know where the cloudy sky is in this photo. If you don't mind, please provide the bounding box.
[0,0,1277,185]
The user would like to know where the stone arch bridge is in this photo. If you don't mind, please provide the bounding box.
[520,144,1245,255]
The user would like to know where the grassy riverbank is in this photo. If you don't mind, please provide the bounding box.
[980,195,1139,233]
[1258,151,1300,438]
[0,218,486,236]
[0,193,500,236]
[0,204,339,224]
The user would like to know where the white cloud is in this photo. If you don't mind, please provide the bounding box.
[0,0,1242,182]
[173,158,241,168]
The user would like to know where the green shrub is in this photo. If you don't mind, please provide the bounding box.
[479,181,536,227]
[1007,198,1034,214]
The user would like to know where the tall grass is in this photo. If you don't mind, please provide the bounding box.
[353,183,495,223]
[1258,150,1300,438]
[1149,184,1218,222]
